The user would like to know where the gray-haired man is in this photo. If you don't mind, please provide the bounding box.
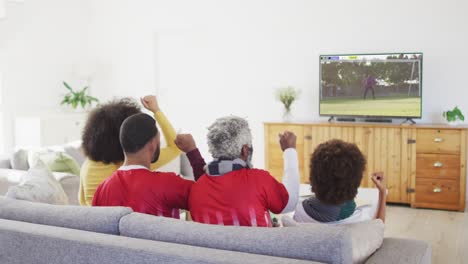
[177,116,299,227]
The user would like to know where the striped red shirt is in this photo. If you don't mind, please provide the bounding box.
[92,168,193,219]
[188,168,289,227]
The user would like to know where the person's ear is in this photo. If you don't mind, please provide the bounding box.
[241,145,249,160]
[146,135,158,153]
[153,135,160,150]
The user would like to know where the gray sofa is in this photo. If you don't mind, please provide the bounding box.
[0,197,431,264]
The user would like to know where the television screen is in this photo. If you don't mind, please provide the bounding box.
[319,53,422,118]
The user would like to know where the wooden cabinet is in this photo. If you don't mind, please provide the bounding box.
[264,122,467,211]
[412,128,467,211]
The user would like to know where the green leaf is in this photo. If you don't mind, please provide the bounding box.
[88,96,99,102]
[63,81,73,92]
[60,95,72,105]
[451,106,464,121]
[447,112,455,122]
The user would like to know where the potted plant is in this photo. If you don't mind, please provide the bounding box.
[443,106,465,125]
[276,86,300,122]
[60,81,99,111]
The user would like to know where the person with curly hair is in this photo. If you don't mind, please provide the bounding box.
[79,95,181,206]
[293,139,387,223]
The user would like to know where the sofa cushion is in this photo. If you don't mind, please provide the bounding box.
[63,140,85,166]
[365,238,431,264]
[0,154,12,169]
[0,168,80,204]
[282,215,384,264]
[345,219,384,264]
[28,150,81,176]
[54,173,80,205]
[119,213,352,264]
[5,161,69,205]
[0,196,132,235]
[10,149,29,170]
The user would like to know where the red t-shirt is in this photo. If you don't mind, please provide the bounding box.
[188,168,289,227]
[92,169,193,219]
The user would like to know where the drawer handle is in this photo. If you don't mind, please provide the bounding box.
[433,187,442,193]
[434,137,444,143]
[433,161,443,168]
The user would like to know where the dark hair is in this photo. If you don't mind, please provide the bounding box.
[120,113,158,153]
[82,98,141,163]
[310,139,366,205]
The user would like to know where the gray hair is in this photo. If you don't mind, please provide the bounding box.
[207,116,252,160]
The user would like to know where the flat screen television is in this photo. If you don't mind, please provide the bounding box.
[319,53,423,119]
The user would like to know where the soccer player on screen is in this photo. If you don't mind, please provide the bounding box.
[362,74,377,100]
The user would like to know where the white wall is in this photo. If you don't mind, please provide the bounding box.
[0,0,91,152]
[88,0,468,169]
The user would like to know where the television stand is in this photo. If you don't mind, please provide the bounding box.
[328,116,335,122]
[402,118,416,124]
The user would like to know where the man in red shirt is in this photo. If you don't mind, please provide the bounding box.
[186,116,300,227]
[92,113,194,219]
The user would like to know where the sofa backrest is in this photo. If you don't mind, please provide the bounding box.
[0,197,132,235]
[0,218,319,264]
[119,213,353,264]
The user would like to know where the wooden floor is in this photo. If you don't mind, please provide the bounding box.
[385,205,468,264]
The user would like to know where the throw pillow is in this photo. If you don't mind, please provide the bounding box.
[10,149,29,170]
[6,160,69,205]
[28,150,81,176]
[63,140,85,166]
[281,215,384,264]
[344,219,384,264]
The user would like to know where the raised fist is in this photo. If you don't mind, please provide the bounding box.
[371,172,387,193]
[140,95,160,113]
[174,134,197,153]
[279,131,297,151]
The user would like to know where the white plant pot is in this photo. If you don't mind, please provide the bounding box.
[447,120,463,126]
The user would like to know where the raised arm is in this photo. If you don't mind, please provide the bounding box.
[371,172,387,223]
[175,134,207,181]
[279,131,300,214]
[140,95,182,170]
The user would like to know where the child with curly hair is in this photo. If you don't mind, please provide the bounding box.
[293,139,386,224]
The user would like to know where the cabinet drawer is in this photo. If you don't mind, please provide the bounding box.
[416,154,460,180]
[415,178,459,205]
[416,129,461,154]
